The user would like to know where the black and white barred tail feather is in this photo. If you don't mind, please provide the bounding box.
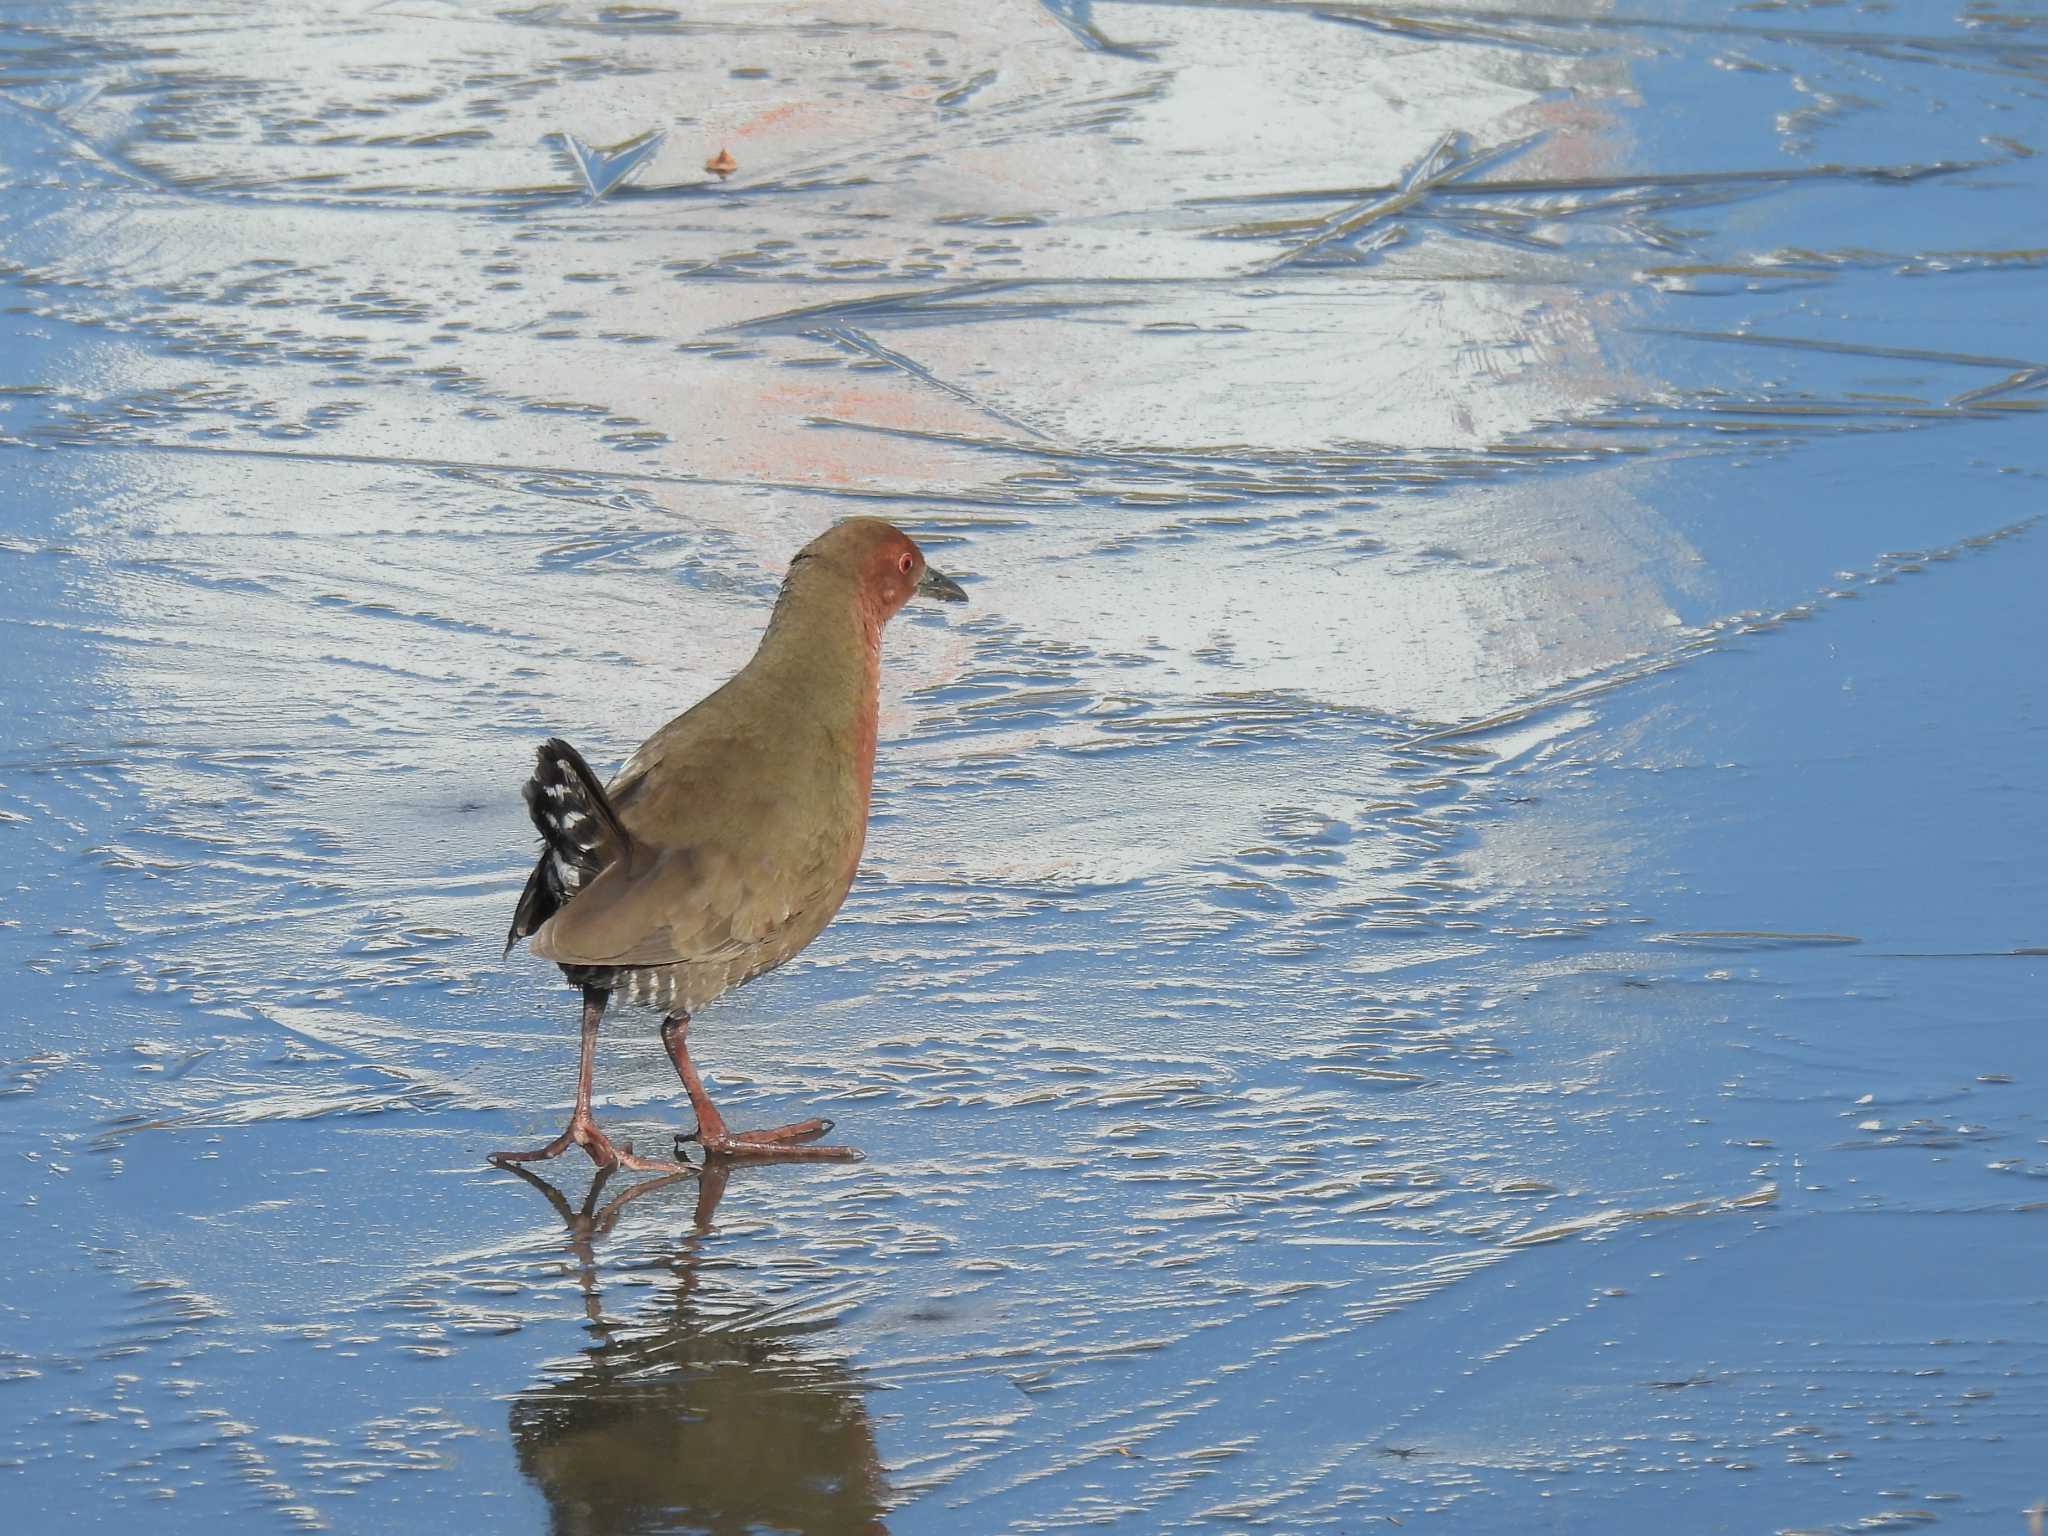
[504,737,629,956]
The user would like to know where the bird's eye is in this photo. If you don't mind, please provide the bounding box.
[897,552,915,575]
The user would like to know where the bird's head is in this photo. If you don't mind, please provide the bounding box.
[788,517,968,623]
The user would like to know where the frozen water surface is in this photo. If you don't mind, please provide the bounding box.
[2,0,2045,1530]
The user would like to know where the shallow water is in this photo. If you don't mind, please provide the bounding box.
[3,1,2046,1530]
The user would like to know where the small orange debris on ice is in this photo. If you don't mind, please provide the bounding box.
[704,147,736,179]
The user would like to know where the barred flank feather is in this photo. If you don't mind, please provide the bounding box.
[504,737,629,956]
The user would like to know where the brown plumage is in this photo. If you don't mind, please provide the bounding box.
[493,517,968,1175]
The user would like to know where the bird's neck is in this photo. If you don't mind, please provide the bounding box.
[749,572,885,788]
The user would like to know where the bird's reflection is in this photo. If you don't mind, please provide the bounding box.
[503,1163,889,1536]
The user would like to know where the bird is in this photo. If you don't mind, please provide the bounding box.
[493,517,968,1175]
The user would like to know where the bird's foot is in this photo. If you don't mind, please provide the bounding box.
[491,1114,686,1175]
[609,1140,690,1174]
[488,1126,576,1167]
[680,1117,862,1162]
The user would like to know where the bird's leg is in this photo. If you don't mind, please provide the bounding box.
[660,1011,861,1161]
[491,986,686,1174]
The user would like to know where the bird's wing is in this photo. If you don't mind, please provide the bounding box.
[603,735,664,808]
[528,844,805,971]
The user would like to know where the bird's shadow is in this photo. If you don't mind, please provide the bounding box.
[499,1162,890,1535]
[500,1156,723,1257]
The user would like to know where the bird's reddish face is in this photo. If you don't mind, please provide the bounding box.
[867,534,924,616]
[861,529,968,618]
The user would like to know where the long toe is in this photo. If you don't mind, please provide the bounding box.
[609,1139,689,1175]
[676,1117,833,1150]
[743,1117,836,1146]
[732,1140,862,1161]
[710,1123,862,1162]
[489,1129,576,1166]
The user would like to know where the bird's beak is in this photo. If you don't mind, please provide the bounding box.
[916,566,969,604]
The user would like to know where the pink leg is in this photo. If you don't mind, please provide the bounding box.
[660,1011,860,1162]
[491,987,685,1175]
